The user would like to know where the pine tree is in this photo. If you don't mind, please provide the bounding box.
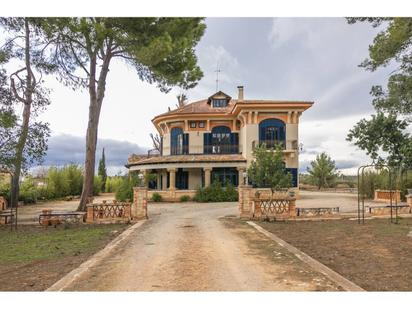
[98,148,107,193]
[307,152,338,189]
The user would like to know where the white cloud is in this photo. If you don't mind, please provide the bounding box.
[299,113,372,175]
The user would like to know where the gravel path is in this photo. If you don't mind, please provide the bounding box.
[63,202,339,291]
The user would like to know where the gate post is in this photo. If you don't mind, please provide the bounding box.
[132,186,148,220]
[238,185,253,219]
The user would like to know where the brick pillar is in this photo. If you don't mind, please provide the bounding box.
[238,185,253,219]
[0,196,7,211]
[289,198,297,218]
[132,186,148,220]
[204,167,212,187]
[86,205,94,223]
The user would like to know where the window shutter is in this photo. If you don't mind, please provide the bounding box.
[183,133,189,154]
[231,133,239,153]
[160,136,163,156]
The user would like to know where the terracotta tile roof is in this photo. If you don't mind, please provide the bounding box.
[153,99,314,119]
[127,154,247,166]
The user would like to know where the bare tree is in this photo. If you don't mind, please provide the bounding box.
[150,133,161,153]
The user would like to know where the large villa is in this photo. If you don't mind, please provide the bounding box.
[126,86,313,200]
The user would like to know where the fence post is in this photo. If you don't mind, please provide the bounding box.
[133,186,148,220]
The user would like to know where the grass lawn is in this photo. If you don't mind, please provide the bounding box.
[0,223,129,291]
[257,217,412,291]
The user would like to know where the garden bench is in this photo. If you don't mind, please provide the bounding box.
[367,205,411,215]
[39,211,86,226]
[0,210,14,224]
[296,207,340,217]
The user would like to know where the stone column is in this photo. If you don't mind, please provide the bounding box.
[156,172,161,190]
[142,170,148,188]
[168,168,176,190]
[161,171,167,191]
[237,167,246,186]
[132,186,148,220]
[204,167,212,187]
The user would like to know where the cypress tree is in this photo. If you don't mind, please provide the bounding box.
[98,148,107,193]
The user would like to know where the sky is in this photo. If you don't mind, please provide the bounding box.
[27,18,395,175]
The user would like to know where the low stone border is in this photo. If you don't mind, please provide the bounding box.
[247,221,364,291]
[46,220,147,291]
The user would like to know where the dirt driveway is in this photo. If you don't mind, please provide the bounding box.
[63,202,340,291]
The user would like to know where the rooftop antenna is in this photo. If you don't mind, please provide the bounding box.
[214,62,221,92]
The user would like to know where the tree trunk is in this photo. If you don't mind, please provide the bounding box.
[78,48,112,211]
[10,19,32,210]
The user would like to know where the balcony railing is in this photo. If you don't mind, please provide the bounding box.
[252,140,286,150]
[204,144,239,154]
[170,145,189,155]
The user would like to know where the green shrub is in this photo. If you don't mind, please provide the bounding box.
[19,178,38,204]
[64,164,83,196]
[115,173,142,202]
[180,195,190,202]
[46,166,69,198]
[151,192,162,202]
[115,177,132,202]
[93,176,102,196]
[0,181,10,202]
[193,181,238,203]
[105,176,123,193]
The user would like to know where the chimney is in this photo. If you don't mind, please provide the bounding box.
[237,86,244,100]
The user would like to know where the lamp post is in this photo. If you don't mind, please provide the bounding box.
[243,171,248,186]
[138,172,144,187]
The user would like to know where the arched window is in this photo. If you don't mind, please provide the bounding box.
[204,126,239,154]
[259,118,286,148]
[211,126,230,154]
[171,127,188,155]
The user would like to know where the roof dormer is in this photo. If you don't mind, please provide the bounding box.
[207,91,232,108]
